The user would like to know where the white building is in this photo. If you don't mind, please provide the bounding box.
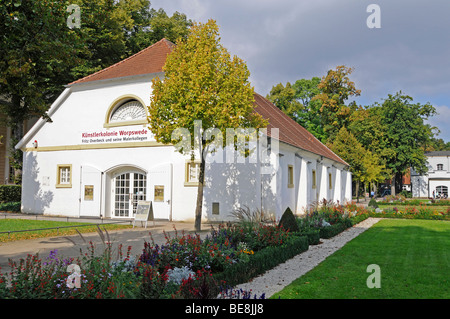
[411,151,450,198]
[15,39,352,222]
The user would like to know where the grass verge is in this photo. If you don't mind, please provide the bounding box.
[272,219,450,299]
[0,219,132,243]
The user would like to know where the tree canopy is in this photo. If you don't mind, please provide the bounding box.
[148,19,267,230]
[268,66,441,196]
[0,0,192,182]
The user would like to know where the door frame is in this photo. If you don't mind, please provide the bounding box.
[106,165,148,219]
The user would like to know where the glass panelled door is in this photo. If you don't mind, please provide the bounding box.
[114,172,146,217]
[132,173,147,214]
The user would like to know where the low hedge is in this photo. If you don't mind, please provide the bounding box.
[214,235,309,287]
[0,185,21,203]
[296,229,320,245]
[319,221,351,239]
[0,202,21,212]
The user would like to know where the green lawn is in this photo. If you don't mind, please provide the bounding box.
[0,219,132,243]
[272,219,450,299]
[377,204,448,213]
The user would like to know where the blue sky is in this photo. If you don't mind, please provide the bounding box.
[151,0,450,142]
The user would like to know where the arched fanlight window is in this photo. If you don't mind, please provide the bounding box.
[110,100,146,123]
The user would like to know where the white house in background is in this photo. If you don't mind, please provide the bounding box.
[15,39,352,222]
[411,151,450,198]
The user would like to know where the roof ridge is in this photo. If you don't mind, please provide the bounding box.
[68,38,174,86]
[253,93,348,166]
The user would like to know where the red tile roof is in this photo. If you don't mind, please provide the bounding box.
[68,38,175,85]
[253,93,348,166]
[68,38,348,166]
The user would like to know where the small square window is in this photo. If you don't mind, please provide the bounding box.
[437,164,443,171]
[185,161,201,186]
[56,165,72,188]
[212,202,220,215]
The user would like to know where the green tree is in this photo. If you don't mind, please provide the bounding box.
[266,82,302,119]
[376,92,436,195]
[426,137,450,151]
[267,67,360,143]
[0,0,192,182]
[70,0,192,79]
[267,77,326,141]
[328,127,384,202]
[0,0,84,182]
[148,20,267,231]
[291,77,325,141]
[311,65,361,142]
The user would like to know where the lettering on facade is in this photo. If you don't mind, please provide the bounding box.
[80,129,149,144]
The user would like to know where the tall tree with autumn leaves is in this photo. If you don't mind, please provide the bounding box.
[148,20,267,231]
[268,65,439,196]
[267,66,360,144]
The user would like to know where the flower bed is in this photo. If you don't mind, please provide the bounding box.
[0,222,307,299]
[369,205,450,220]
[295,202,371,242]
[0,203,384,300]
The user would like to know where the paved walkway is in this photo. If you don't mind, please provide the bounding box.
[0,213,212,274]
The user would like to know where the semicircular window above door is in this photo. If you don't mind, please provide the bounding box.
[110,100,146,123]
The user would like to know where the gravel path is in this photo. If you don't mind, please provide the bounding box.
[234,217,382,298]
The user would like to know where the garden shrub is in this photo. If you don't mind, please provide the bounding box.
[319,222,351,239]
[399,190,412,198]
[298,229,320,245]
[0,202,20,212]
[0,185,21,203]
[368,198,378,209]
[278,207,299,232]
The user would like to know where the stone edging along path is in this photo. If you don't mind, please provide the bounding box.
[234,217,382,298]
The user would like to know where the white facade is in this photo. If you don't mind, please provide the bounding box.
[411,151,450,198]
[16,73,352,222]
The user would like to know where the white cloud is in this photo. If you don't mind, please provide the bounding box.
[150,0,450,141]
[427,105,450,142]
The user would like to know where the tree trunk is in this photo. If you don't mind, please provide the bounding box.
[9,100,25,184]
[356,180,360,203]
[390,175,396,196]
[194,157,206,232]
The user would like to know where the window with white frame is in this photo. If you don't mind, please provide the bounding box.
[110,100,146,123]
[185,161,201,186]
[56,165,72,188]
[437,164,443,171]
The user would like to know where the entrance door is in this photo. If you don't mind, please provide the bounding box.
[113,171,147,218]
[148,164,172,220]
[80,165,102,217]
[436,185,448,198]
